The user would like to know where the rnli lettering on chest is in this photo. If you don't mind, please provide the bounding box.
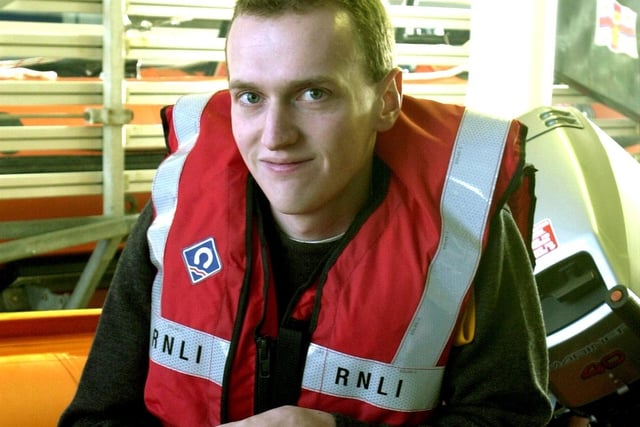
[304,343,444,411]
[149,313,229,385]
[151,328,204,364]
[334,367,404,398]
[182,237,222,284]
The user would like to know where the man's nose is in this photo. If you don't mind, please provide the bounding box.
[261,103,298,150]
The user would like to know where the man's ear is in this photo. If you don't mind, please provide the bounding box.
[376,68,403,132]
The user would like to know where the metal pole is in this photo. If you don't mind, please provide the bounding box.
[102,0,126,216]
[66,0,129,308]
[0,113,87,120]
[66,238,123,309]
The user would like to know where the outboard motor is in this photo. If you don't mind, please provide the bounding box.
[519,106,640,425]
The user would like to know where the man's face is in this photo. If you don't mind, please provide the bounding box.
[226,8,390,239]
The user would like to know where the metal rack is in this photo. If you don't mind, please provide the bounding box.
[0,0,229,309]
[0,0,637,310]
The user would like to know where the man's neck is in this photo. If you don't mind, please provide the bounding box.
[271,210,358,243]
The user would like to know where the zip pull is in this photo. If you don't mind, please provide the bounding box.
[256,335,273,379]
[255,335,274,413]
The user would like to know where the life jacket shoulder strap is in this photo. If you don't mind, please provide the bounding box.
[161,93,214,154]
[394,109,515,365]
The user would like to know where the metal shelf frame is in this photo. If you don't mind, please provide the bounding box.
[1,0,131,310]
[0,0,236,310]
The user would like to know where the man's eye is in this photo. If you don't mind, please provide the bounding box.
[300,88,326,101]
[239,92,261,104]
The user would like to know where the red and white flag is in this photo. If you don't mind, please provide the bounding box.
[595,0,639,58]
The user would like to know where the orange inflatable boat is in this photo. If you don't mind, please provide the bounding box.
[0,308,98,427]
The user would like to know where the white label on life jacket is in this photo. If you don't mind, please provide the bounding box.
[303,343,444,412]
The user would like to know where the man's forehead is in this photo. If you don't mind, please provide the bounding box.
[226,7,355,51]
[225,9,361,81]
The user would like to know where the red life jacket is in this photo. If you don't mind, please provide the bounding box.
[144,90,533,426]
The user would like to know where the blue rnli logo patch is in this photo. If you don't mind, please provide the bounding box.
[182,237,222,284]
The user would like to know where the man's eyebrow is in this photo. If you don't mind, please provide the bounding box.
[291,77,336,89]
[228,80,255,90]
[228,76,337,91]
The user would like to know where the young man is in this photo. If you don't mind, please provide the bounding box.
[60,1,553,426]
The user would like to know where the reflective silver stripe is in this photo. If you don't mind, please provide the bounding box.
[303,343,443,411]
[394,110,510,366]
[148,93,211,311]
[150,311,229,384]
[147,93,214,373]
[173,93,213,147]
